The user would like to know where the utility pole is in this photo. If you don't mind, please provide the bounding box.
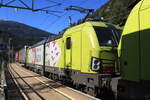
[69,16,72,26]
[8,38,12,66]
[11,44,14,63]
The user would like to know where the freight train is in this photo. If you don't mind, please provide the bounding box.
[16,21,122,99]
[117,0,150,100]
[16,0,150,100]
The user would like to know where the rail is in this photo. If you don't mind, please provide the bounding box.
[10,63,100,100]
[9,64,71,100]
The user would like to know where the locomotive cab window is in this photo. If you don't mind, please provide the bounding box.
[66,37,71,49]
[93,26,121,47]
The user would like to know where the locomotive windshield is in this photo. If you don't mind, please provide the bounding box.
[93,26,121,47]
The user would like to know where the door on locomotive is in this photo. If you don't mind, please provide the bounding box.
[64,36,72,76]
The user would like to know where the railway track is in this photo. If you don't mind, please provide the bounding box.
[9,63,100,100]
[9,64,71,100]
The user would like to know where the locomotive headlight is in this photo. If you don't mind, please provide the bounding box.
[91,57,101,71]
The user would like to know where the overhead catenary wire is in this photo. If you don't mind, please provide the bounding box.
[52,1,132,33]
[44,0,90,33]
[42,0,69,29]
[46,0,62,5]
[0,0,62,14]
[43,11,68,31]
[40,0,67,29]
[51,0,91,32]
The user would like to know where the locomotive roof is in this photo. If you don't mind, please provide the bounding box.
[30,39,46,48]
[64,21,122,36]
[29,34,63,48]
[28,21,122,49]
[46,34,63,43]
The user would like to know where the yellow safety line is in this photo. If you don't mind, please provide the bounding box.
[34,77,75,100]
[12,64,76,100]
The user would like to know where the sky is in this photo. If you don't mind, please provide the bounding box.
[0,0,109,34]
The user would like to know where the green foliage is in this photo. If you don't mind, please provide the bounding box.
[74,0,134,26]
[91,0,133,25]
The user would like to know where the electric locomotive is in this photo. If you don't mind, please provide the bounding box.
[117,0,150,100]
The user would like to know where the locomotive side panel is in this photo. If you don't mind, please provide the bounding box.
[45,38,64,76]
[117,0,150,100]
[81,24,100,73]
[118,1,141,82]
[140,0,150,81]
[45,39,63,67]
[71,30,81,71]
[26,48,33,64]
[18,47,26,64]
[31,47,36,65]
[34,45,44,66]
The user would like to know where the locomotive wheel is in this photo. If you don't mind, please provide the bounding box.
[99,87,115,100]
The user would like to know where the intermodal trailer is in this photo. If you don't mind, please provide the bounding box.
[15,51,19,62]
[26,40,45,72]
[18,46,27,64]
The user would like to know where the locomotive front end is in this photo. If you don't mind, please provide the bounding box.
[91,24,121,76]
